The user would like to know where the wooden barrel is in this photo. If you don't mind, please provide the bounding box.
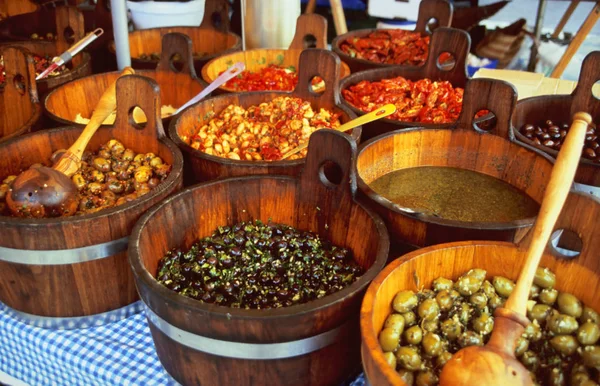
[201,14,351,94]
[0,75,183,328]
[356,78,556,248]
[109,0,241,76]
[0,6,92,95]
[0,0,38,20]
[45,33,206,129]
[331,0,452,74]
[339,27,470,141]
[360,190,600,386]
[512,51,600,190]
[128,129,389,386]
[170,49,361,183]
[0,45,41,142]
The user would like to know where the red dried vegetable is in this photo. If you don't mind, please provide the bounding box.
[222,64,325,92]
[339,29,431,66]
[0,54,67,87]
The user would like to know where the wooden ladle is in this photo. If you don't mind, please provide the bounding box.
[6,67,135,218]
[439,112,592,386]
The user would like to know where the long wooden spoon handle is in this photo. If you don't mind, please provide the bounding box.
[53,67,135,176]
[505,112,592,315]
[280,104,396,160]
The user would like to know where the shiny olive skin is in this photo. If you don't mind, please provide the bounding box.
[418,299,440,320]
[379,327,400,352]
[530,284,540,299]
[455,275,483,296]
[470,292,488,310]
[481,280,496,298]
[473,313,494,335]
[558,292,583,318]
[515,337,529,357]
[384,314,405,334]
[415,370,438,386]
[436,351,452,367]
[582,345,600,367]
[393,291,419,313]
[418,289,436,300]
[422,332,443,357]
[457,302,472,325]
[397,370,415,385]
[528,304,552,323]
[492,276,515,298]
[441,319,462,340]
[436,290,454,311]
[396,346,422,371]
[577,322,600,345]
[432,277,453,292]
[521,350,540,371]
[402,311,417,327]
[534,267,556,289]
[383,351,396,369]
[539,288,558,305]
[458,331,483,348]
[548,368,566,386]
[488,295,504,310]
[404,326,423,345]
[550,335,579,355]
[525,321,543,342]
[547,313,579,335]
[422,318,439,333]
[582,307,600,324]
[465,269,486,281]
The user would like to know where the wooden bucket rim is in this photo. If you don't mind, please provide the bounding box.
[0,125,184,228]
[168,91,360,168]
[128,173,390,320]
[355,126,557,230]
[43,69,207,127]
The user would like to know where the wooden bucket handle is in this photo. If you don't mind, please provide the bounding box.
[418,27,469,86]
[288,14,328,50]
[199,0,231,33]
[113,75,166,142]
[294,49,341,107]
[415,0,454,33]
[54,6,85,54]
[455,78,517,139]
[570,51,600,119]
[156,32,198,79]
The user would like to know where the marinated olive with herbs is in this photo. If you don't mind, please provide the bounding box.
[377,267,600,385]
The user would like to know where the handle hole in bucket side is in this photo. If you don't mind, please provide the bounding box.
[169,53,183,73]
[319,160,343,188]
[473,109,498,133]
[128,106,148,130]
[303,34,318,49]
[13,74,26,95]
[309,75,327,94]
[426,17,439,34]
[550,229,582,259]
[63,26,75,45]
[436,51,456,72]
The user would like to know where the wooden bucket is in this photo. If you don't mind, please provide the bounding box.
[109,0,241,76]
[360,190,600,386]
[0,0,38,20]
[512,51,600,190]
[356,78,556,248]
[201,14,351,94]
[128,129,390,386]
[45,32,206,129]
[170,49,361,183]
[0,6,92,95]
[339,27,470,141]
[0,45,41,142]
[0,75,183,328]
[331,0,453,73]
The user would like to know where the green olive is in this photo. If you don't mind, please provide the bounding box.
[87,182,104,195]
[465,269,487,281]
[436,351,452,367]
[520,350,539,371]
[530,284,540,299]
[539,288,558,305]
[418,298,440,320]
[378,327,400,352]
[150,157,164,168]
[109,140,125,156]
[134,166,153,183]
[98,148,111,159]
[458,331,483,348]
[550,335,579,356]
[528,304,552,323]
[395,346,422,371]
[492,276,515,298]
[393,291,419,313]
[481,280,496,298]
[133,153,145,163]
[581,307,600,324]
[402,311,417,327]
[449,290,461,300]
[422,332,443,357]
[534,267,556,289]
[470,292,488,310]
[488,295,504,310]
[384,314,406,334]
[557,292,583,317]
[582,345,600,367]
[415,370,438,386]
[577,322,600,345]
[397,370,415,385]
[441,318,462,340]
[515,336,529,357]
[432,277,453,292]
[422,318,439,333]
[404,325,423,345]
[547,313,579,335]
[455,275,483,296]
[383,351,396,369]
[457,302,472,325]
[548,368,565,386]
[418,289,436,300]
[473,313,494,335]
[571,364,590,386]
[93,157,111,172]
[436,290,454,311]
[71,174,86,190]
[91,170,105,183]
[524,320,543,342]
[123,149,136,161]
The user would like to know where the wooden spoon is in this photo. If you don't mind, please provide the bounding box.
[439,112,592,386]
[6,67,135,218]
[280,104,396,160]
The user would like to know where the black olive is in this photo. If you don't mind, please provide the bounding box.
[207,256,218,266]
[220,256,233,268]
[192,280,203,289]
[230,247,242,257]
[234,234,245,245]
[201,292,214,303]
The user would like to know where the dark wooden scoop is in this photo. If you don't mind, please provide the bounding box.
[439,112,592,385]
[6,67,135,218]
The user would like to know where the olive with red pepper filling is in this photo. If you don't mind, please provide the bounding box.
[156,220,364,309]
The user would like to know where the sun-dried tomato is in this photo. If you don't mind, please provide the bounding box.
[222,64,325,92]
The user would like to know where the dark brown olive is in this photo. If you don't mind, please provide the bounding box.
[543,140,555,147]
[584,148,597,159]
[541,132,551,140]
[548,125,560,133]
[148,177,160,189]
[522,124,535,132]
[533,138,542,145]
[93,157,111,172]
[545,120,554,127]
[590,141,600,150]
[108,180,124,194]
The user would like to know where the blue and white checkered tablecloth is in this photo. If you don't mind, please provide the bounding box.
[0,301,367,386]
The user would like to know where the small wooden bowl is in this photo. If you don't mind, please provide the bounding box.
[128,129,390,386]
[0,75,183,326]
[331,0,453,73]
[360,190,600,386]
[339,27,470,141]
[170,49,361,183]
[45,33,206,129]
[0,45,41,143]
[356,78,556,248]
[512,51,600,188]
